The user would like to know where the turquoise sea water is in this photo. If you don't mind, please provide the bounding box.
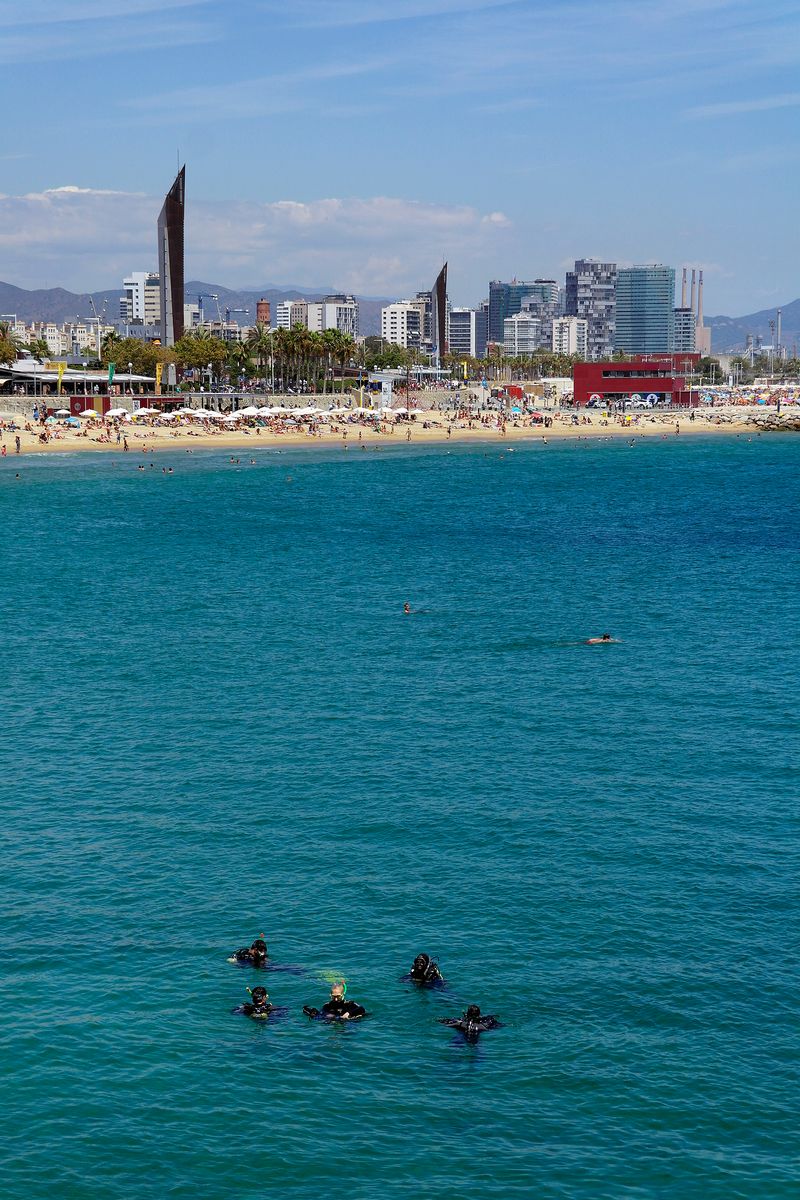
[1,434,798,1199]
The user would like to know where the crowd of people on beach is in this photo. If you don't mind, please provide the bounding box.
[226,937,501,1044]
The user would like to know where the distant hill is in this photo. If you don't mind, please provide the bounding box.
[706,298,800,354]
[0,279,388,337]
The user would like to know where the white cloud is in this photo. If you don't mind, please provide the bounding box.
[686,91,800,118]
[0,186,512,296]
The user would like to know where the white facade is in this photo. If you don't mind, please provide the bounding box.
[307,296,359,338]
[121,272,161,324]
[381,302,420,348]
[503,313,541,356]
[552,316,588,357]
[275,300,309,329]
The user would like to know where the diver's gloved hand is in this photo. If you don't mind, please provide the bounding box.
[303,1006,319,1018]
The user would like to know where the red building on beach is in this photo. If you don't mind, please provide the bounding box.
[573,354,700,407]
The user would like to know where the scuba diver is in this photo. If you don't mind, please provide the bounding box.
[228,936,269,968]
[303,981,367,1022]
[404,953,445,987]
[231,985,286,1022]
[438,1005,501,1043]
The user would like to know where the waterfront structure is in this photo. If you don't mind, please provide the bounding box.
[503,313,541,356]
[552,316,588,357]
[157,166,185,347]
[614,265,675,355]
[120,272,161,325]
[565,259,617,359]
[573,355,697,407]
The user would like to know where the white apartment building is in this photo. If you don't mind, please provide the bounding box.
[552,316,588,357]
[275,300,309,329]
[306,295,359,338]
[381,302,424,349]
[121,272,161,324]
[503,313,541,356]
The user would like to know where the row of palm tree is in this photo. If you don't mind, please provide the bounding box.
[243,324,358,391]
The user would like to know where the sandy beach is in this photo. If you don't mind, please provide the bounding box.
[0,405,785,459]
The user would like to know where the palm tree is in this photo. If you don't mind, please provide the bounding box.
[246,322,273,382]
[0,321,24,364]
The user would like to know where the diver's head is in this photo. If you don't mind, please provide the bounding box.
[250,986,268,1006]
[330,982,345,1000]
[413,953,430,971]
[251,938,267,959]
[465,1005,481,1021]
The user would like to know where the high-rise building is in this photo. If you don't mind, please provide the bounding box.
[552,316,588,357]
[565,259,617,359]
[503,313,541,356]
[157,166,185,347]
[673,308,696,354]
[306,295,359,338]
[256,299,271,326]
[488,279,539,344]
[275,300,309,329]
[431,263,448,361]
[614,265,676,355]
[448,308,482,358]
[381,302,423,349]
[120,272,161,324]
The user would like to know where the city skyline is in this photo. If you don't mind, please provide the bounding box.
[0,1,798,312]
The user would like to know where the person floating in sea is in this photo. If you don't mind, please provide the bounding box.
[403,953,444,987]
[228,936,268,968]
[303,981,367,1021]
[438,1005,501,1043]
[403,602,411,615]
[231,985,287,1022]
[585,633,620,645]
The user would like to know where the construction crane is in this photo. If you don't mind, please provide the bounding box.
[197,293,219,325]
[225,307,249,324]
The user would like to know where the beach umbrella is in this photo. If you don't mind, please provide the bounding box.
[55,408,71,416]
[106,407,127,417]
[257,407,272,416]
[79,408,100,418]
[238,405,259,416]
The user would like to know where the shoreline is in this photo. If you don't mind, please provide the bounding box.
[0,413,780,459]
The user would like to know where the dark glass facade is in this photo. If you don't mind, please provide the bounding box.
[158,166,185,347]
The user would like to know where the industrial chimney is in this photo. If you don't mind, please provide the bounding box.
[681,268,687,308]
[697,270,704,325]
[690,269,697,316]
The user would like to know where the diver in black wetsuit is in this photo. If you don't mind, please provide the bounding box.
[439,1005,501,1042]
[228,937,268,968]
[405,953,444,986]
[232,986,275,1020]
[303,982,367,1021]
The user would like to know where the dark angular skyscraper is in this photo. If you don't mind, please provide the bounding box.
[158,166,185,347]
[431,262,448,362]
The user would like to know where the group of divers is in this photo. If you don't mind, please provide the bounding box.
[228,937,501,1044]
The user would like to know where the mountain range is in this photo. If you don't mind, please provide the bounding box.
[0,279,389,337]
[1,278,797,353]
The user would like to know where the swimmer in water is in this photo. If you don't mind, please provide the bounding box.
[303,981,367,1021]
[585,633,620,644]
[403,602,411,614]
[228,937,268,968]
[404,953,444,987]
[438,1004,501,1043]
[231,985,287,1021]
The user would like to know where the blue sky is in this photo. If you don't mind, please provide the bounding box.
[0,0,798,313]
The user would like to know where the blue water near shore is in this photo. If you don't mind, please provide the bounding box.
[1,433,798,1199]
